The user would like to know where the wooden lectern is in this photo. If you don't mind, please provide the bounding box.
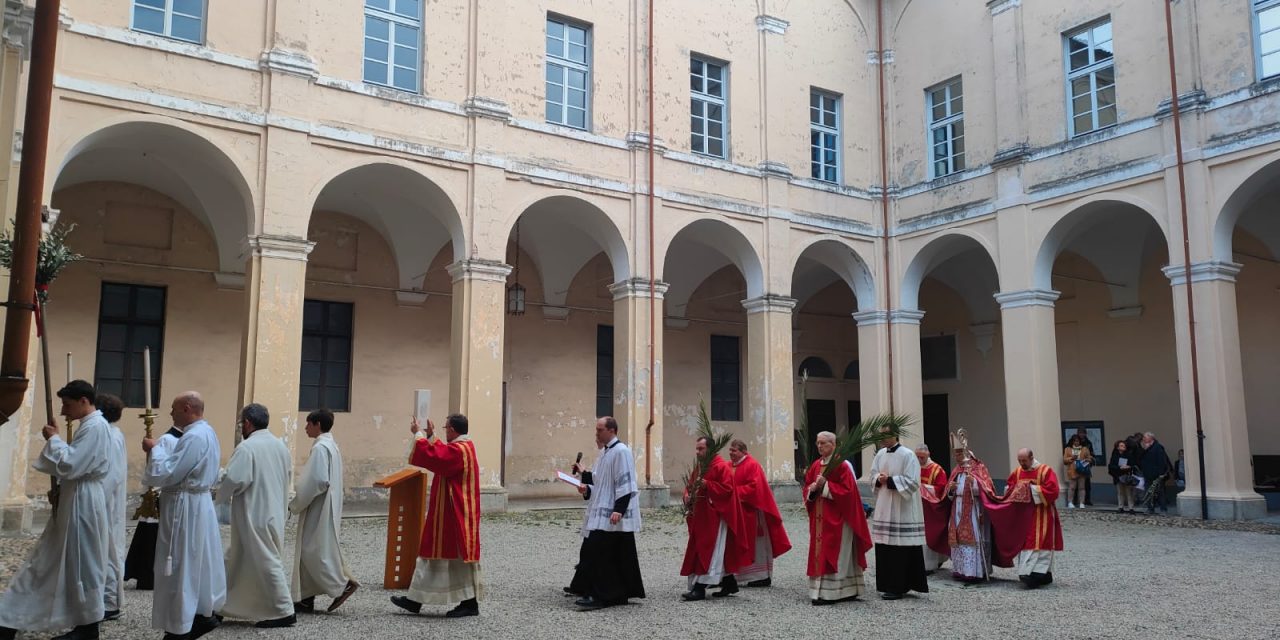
[374,468,429,589]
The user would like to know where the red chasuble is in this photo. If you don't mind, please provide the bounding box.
[732,454,792,561]
[1004,464,1063,552]
[803,458,873,575]
[410,436,481,562]
[681,455,746,576]
[919,461,951,557]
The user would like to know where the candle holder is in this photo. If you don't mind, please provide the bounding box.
[133,407,161,520]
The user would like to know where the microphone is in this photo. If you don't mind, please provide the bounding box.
[573,451,583,475]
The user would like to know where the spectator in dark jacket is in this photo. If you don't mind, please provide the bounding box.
[1138,432,1172,514]
[1108,441,1138,513]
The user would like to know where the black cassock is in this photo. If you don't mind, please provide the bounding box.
[567,485,645,605]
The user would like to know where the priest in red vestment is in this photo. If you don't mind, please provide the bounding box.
[1003,448,1063,588]
[916,444,950,572]
[728,440,791,587]
[680,437,746,601]
[390,414,483,617]
[804,431,873,605]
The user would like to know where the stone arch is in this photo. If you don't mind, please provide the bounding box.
[1033,197,1169,310]
[308,162,465,292]
[501,193,632,307]
[1214,155,1280,262]
[900,230,999,314]
[659,217,765,317]
[51,117,256,274]
[798,356,834,379]
[790,235,877,312]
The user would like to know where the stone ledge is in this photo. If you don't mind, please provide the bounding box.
[637,485,670,508]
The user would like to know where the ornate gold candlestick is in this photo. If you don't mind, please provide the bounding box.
[133,407,160,520]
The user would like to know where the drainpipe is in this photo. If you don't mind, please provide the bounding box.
[644,0,656,486]
[0,0,64,421]
[1162,0,1208,521]
[876,0,895,415]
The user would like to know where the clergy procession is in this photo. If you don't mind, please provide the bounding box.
[0,376,1072,639]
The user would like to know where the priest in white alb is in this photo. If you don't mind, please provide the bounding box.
[868,430,930,600]
[290,409,359,614]
[95,393,129,622]
[143,391,226,640]
[216,403,296,628]
[0,380,112,640]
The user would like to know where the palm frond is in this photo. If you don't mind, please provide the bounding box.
[823,413,914,477]
[695,398,732,470]
[796,370,814,468]
[0,221,83,300]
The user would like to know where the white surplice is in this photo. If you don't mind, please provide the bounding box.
[104,423,128,612]
[0,411,112,631]
[290,433,352,601]
[144,419,226,635]
[868,444,925,546]
[217,428,294,621]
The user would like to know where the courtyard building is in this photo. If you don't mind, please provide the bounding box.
[0,0,1277,526]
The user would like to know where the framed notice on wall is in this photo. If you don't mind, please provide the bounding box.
[1062,420,1106,468]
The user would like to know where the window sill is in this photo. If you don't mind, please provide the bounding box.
[130,27,203,47]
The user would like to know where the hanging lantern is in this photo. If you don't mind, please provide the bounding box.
[507,219,525,316]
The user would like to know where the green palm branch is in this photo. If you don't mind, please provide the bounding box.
[821,413,913,479]
[683,398,732,517]
[0,221,83,301]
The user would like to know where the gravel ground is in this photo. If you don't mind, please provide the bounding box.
[3,506,1279,640]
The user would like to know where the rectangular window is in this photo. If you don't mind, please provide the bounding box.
[709,334,741,421]
[131,0,204,44]
[94,283,165,408]
[1257,0,1280,79]
[596,325,613,418]
[810,90,841,183]
[1065,19,1116,136]
[921,334,958,381]
[300,300,354,412]
[927,78,965,178]
[690,56,728,158]
[364,0,422,92]
[546,16,591,130]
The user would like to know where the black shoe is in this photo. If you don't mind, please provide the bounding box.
[838,595,859,603]
[681,587,707,601]
[574,596,606,611]
[162,634,188,640]
[294,597,316,614]
[391,595,422,614]
[188,614,220,640]
[445,599,479,618]
[52,623,100,640]
[0,626,14,640]
[745,578,771,588]
[879,592,902,600]
[255,614,296,628]
[811,598,834,606]
[102,609,121,622]
[712,575,739,597]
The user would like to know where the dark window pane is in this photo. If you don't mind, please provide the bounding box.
[299,386,320,411]
[327,337,352,363]
[921,335,958,380]
[95,283,166,406]
[98,324,127,351]
[300,300,354,411]
[324,387,349,412]
[300,362,322,386]
[101,285,131,318]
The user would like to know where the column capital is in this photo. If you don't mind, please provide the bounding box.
[3,0,35,57]
[755,15,790,35]
[986,0,1021,16]
[243,234,314,261]
[463,96,513,122]
[447,259,512,283]
[608,278,670,301]
[889,309,926,325]
[995,289,1060,309]
[742,294,797,315]
[260,47,320,80]
[852,310,889,326]
[1162,261,1242,286]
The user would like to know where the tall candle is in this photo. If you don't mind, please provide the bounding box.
[143,347,152,410]
[66,353,72,384]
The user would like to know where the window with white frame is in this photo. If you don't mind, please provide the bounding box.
[927,78,965,178]
[810,90,840,183]
[1065,19,1116,136]
[1257,0,1280,80]
[545,17,591,129]
[690,56,727,158]
[132,0,204,44]
[363,0,422,93]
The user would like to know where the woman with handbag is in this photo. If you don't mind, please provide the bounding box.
[1108,440,1138,513]
[1063,435,1093,509]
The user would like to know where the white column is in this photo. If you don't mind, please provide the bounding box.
[889,309,925,434]
[853,310,890,473]
[744,295,798,496]
[995,289,1063,490]
[1163,262,1266,520]
[609,278,669,506]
